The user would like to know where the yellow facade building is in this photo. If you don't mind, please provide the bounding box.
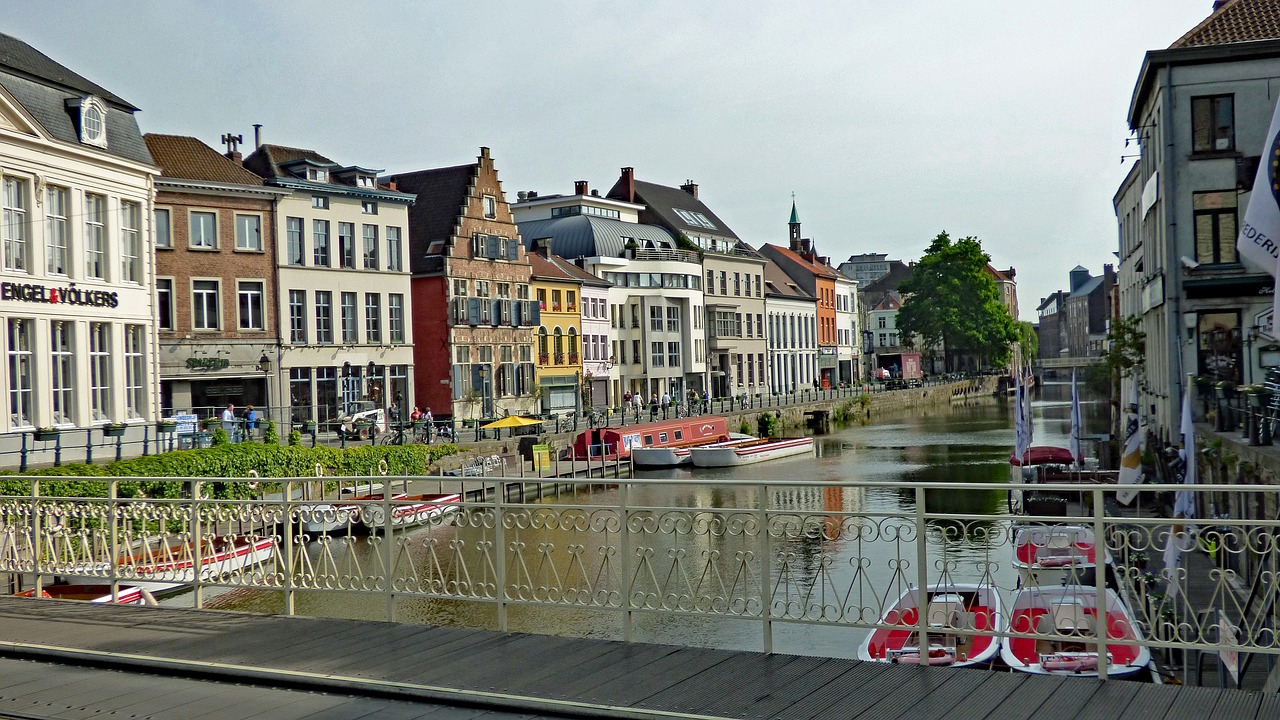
[530,251,583,414]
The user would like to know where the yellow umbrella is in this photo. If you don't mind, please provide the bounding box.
[479,416,544,430]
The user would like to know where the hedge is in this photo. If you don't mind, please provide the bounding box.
[0,442,461,499]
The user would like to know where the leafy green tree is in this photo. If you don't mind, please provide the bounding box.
[1016,321,1039,360]
[897,232,1019,371]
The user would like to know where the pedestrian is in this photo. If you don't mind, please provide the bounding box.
[661,390,670,419]
[425,406,434,442]
[244,405,257,439]
[222,403,237,442]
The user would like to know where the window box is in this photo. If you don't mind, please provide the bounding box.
[33,428,60,441]
[302,419,318,433]
[201,417,220,430]
[103,423,127,438]
[555,353,566,364]
[156,419,178,433]
[539,354,550,364]
[568,354,579,364]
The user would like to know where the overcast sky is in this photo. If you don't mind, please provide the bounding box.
[8,1,1223,320]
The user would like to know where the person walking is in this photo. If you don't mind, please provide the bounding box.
[661,390,671,420]
[244,405,257,440]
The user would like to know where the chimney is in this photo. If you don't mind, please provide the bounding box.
[528,191,538,199]
[680,180,698,198]
[574,180,588,195]
[387,180,397,191]
[252,124,263,149]
[221,132,243,162]
[479,146,491,164]
[621,167,635,203]
[517,190,528,202]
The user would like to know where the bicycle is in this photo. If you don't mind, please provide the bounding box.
[379,423,409,446]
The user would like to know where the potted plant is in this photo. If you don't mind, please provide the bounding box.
[1246,384,1272,408]
[103,422,127,438]
[156,418,177,432]
[200,417,219,430]
[302,419,318,434]
[33,427,60,441]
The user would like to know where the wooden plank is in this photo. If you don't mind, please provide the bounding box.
[815,664,959,720]
[1162,685,1230,720]
[574,646,741,707]
[1206,688,1263,720]
[481,639,632,695]
[1253,692,1280,720]
[1073,679,1143,720]
[851,667,996,720]
[980,674,1066,720]
[535,643,685,701]
[712,655,858,719]
[930,672,1029,719]
[649,652,809,717]
[420,634,591,690]
[770,661,900,719]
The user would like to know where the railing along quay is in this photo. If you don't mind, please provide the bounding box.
[5,476,1268,684]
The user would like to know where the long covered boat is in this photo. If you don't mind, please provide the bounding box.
[16,583,158,606]
[64,534,275,594]
[360,492,461,532]
[566,416,729,461]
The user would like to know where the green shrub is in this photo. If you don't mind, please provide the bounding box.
[0,442,462,499]
[739,420,751,435]
[211,428,229,446]
[264,420,280,445]
[287,429,302,446]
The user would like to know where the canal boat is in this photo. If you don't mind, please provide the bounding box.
[64,534,275,594]
[16,583,158,606]
[688,436,814,467]
[1013,524,1115,589]
[296,484,407,534]
[1001,585,1151,679]
[857,582,1003,667]
[631,432,753,468]
[566,416,729,461]
[360,492,461,532]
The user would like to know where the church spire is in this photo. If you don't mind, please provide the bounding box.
[788,193,802,247]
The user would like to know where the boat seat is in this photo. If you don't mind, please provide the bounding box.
[1045,534,1073,549]
[1050,601,1095,635]
[926,597,966,629]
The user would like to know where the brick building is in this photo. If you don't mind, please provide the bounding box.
[389,148,538,421]
[145,134,287,418]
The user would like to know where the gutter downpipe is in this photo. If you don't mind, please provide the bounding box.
[1162,61,1182,443]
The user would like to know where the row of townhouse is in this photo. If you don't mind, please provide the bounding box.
[0,30,865,447]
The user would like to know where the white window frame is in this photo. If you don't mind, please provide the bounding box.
[237,280,266,331]
[389,294,405,344]
[7,318,33,427]
[341,292,358,344]
[79,97,108,148]
[120,200,141,284]
[191,278,221,331]
[46,185,69,274]
[483,195,497,219]
[2,176,28,274]
[313,219,330,267]
[362,224,379,269]
[386,226,402,272]
[154,207,172,249]
[315,290,334,344]
[50,320,74,426]
[189,209,218,250]
[85,193,107,279]
[124,325,145,419]
[88,322,111,422]
[235,213,263,251]
[365,293,382,344]
[289,289,307,344]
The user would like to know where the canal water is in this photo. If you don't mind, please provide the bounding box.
[200,380,1107,659]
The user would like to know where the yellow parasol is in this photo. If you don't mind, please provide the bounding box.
[479,416,544,430]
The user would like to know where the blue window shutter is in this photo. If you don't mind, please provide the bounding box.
[468,298,481,325]
[507,238,519,260]
[491,300,501,325]
[531,302,540,325]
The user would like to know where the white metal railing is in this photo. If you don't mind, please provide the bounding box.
[2,476,1276,681]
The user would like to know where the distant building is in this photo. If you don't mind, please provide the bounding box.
[529,249,584,414]
[838,253,894,287]
[762,255,817,393]
[1064,265,1115,358]
[1035,291,1068,359]
[388,148,537,421]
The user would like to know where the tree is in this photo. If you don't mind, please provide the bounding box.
[897,232,1019,372]
[1016,321,1039,362]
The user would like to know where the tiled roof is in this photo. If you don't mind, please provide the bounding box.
[387,163,477,268]
[762,256,814,301]
[145,134,264,186]
[0,32,133,109]
[1170,0,1280,48]
[544,253,612,287]
[760,243,841,280]
[529,252,579,283]
[243,144,338,180]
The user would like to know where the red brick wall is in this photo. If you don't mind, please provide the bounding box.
[412,275,449,414]
[155,191,278,340]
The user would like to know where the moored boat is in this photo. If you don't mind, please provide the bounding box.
[1001,585,1151,678]
[1013,524,1115,589]
[16,583,158,606]
[566,416,729,461]
[296,484,406,534]
[631,432,753,468]
[857,583,1003,668]
[689,436,814,467]
[64,534,275,594]
[360,492,461,532]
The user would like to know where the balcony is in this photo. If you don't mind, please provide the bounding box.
[632,248,700,264]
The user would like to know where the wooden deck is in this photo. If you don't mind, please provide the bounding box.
[0,597,1275,720]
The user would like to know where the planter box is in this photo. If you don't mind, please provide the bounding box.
[103,425,127,438]
[156,421,177,432]
[302,421,318,433]
[33,429,60,442]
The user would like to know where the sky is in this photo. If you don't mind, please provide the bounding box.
[7,1,1224,320]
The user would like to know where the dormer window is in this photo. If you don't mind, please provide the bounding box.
[357,176,376,188]
[77,97,107,148]
[307,168,328,183]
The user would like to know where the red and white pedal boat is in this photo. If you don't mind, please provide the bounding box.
[857,583,1003,668]
[16,583,158,606]
[1013,524,1112,588]
[1000,585,1151,678]
[65,534,275,594]
[360,492,461,532]
[689,436,814,467]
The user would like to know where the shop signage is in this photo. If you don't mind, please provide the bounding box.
[1184,275,1275,300]
[186,357,231,371]
[0,281,119,307]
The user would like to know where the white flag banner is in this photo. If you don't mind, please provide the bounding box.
[1014,375,1030,461]
[1117,381,1144,504]
[1236,92,1280,277]
[1069,370,1083,470]
[1165,383,1200,598]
